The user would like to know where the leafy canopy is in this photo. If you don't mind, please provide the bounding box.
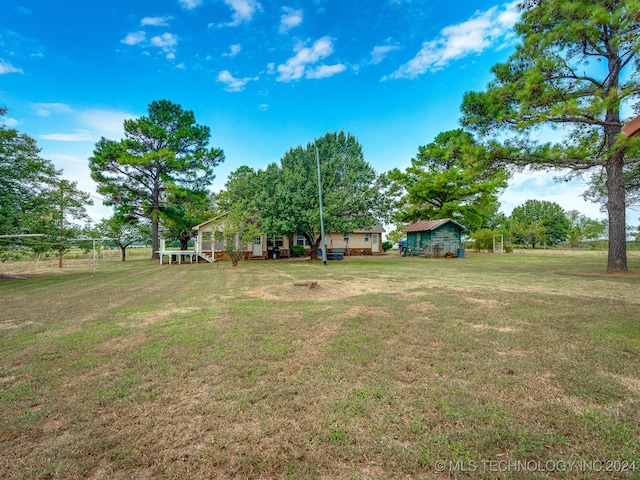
[510,199,570,247]
[388,129,509,231]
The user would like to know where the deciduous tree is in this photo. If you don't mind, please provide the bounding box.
[275,131,392,260]
[97,214,150,261]
[510,199,570,248]
[0,107,59,237]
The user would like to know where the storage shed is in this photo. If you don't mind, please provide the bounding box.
[404,219,466,257]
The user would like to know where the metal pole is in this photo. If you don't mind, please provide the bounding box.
[316,146,328,265]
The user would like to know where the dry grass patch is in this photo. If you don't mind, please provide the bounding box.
[0,252,639,479]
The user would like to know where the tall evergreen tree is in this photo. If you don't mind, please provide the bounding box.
[460,0,640,272]
[89,100,224,259]
[388,129,509,231]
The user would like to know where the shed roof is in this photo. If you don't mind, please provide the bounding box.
[404,218,466,232]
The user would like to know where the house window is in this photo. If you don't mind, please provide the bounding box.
[364,234,369,242]
[296,235,307,246]
[343,234,349,241]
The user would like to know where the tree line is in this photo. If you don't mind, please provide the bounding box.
[2,1,640,271]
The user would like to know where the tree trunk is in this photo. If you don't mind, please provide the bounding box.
[150,182,160,260]
[151,218,159,260]
[307,234,322,261]
[605,156,627,272]
[120,245,126,261]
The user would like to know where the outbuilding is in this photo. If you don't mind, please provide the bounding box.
[404,219,467,257]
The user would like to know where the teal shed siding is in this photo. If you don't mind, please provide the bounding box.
[406,221,464,255]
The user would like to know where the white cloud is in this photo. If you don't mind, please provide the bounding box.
[3,117,19,127]
[0,61,23,74]
[217,70,257,92]
[384,1,520,80]
[30,103,73,117]
[122,30,178,59]
[141,16,172,27]
[35,108,135,143]
[306,63,346,79]
[224,44,242,57]
[40,130,95,142]
[224,0,262,26]
[179,0,202,10]
[78,109,135,138]
[275,36,340,82]
[150,32,178,49]
[499,170,607,219]
[279,7,303,33]
[370,44,401,65]
[121,31,146,46]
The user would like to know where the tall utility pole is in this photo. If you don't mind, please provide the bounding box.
[315,146,327,265]
[58,181,64,268]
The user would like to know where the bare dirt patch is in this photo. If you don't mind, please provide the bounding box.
[468,323,519,333]
[245,281,385,302]
[125,306,201,327]
[405,301,439,313]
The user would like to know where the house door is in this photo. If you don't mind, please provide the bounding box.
[252,236,263,256]
[372,234,379,253]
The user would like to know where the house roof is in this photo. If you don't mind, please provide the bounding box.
[351,225,386,234]
[622,114,640,137]
[404,218,466,233]
[192,211,230,231]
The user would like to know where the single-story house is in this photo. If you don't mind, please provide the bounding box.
[192,212,290,261]
[404,219,466,257]
[320,226,386,256]
[192,213,385,260]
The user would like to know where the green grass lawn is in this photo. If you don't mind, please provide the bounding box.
[1,252,639,479]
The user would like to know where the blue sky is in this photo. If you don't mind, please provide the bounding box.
[2,0,636,228]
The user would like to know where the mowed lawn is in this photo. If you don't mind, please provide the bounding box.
[1,251,639,479]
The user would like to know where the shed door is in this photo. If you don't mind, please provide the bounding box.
[372,234,379,253]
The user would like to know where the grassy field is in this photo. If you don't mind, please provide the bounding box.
[1,251,639,479]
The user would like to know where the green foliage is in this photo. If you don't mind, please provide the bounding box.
[381,241,393,253]
[273,131,392,260]
[216,209,262,267]
[459,1,640,271]
[220,132,392,261]
[160,188,214,250]
[510,200,570,248]
[89,99,224,259]
[96,214,150,261]
[0,108,86,261]
[0,109,93,262]
[388,129,509,231]
[385,227,407,245]
[290,245,306,257]
[565,210,607,249]
[470,229,501,252]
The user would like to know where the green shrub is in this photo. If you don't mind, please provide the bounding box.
[382,241,393,253]
[291,245,307,257]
